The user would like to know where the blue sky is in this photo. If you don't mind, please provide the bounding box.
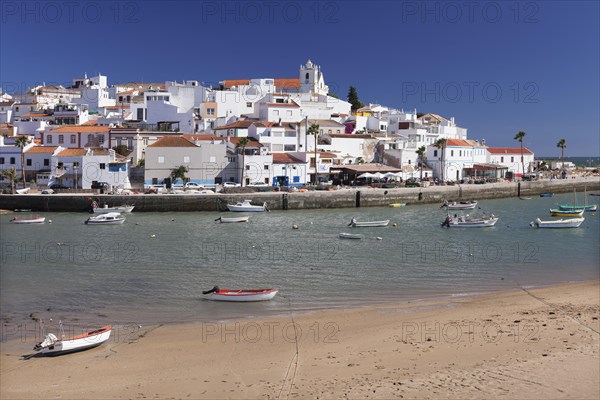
[1,0,598,156]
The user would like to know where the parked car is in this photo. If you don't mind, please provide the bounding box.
[222,182,241,187]
[49,184,69,190]
[404,178,420,188]
[185,182,204,189]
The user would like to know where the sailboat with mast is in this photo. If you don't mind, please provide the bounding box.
[557,186,597,212]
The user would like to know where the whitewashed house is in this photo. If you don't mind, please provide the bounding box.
[81,148,131,189]
[43,126,111,149]
[487,147,535,177]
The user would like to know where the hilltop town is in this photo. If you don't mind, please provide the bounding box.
[0,59,539,192]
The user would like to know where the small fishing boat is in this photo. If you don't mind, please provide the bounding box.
[227,200,268,212]
[16,188,30,194]
[441,200,478,210]
[590,193,600,197]
[92,204,134,213]
[14,209,32,212]
[530,217,585,228]
[441,214,498,228]
[339,232,364,239]
[549,209,584,217]
[10,216,45,224]
[388,203,406,207]
[216,215,249,223]
[202,286,278,302]
[33,325,112,356]
[539,193,554,197]
[348,218,390,227]
[558,204,597,212]
[85,212,126,225]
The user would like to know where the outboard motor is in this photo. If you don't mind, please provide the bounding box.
[34,333,58,351]
[202,286,220,295]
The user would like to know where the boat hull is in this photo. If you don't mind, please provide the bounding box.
[445,201,478,210]
[448,217,499,228]
[218,216,249,223]
[227,200,267,212]
[204,289,278,302]
[531,217,584,228]
[549,209,584,217]
[93,205,134,213]
[350,220,390,227]
[10,217,45,224]
[558,204,597,212]
[339,233,364,239]
[35,326,112,356]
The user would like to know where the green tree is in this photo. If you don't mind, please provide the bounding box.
[347,86,364,111]
[514,131,526,177]
[556,139,566,170]
[1,167,17,194]
[236,137,250,186]
[308,124,320,184]
[15,135,29,188]
[433,138,447,183]
[416,145,427,181]
[170,165,188,185]
[112,145,131,156]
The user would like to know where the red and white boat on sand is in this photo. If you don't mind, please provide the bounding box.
[33,325,112,356]
[202,286,278,302]
[10,217,45,224]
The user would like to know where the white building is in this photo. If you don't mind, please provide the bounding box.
[43,126,111,149]
[487,147,535,176]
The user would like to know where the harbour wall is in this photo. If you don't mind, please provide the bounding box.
[1,178,599,212]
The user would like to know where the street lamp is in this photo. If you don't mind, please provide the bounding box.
[73,165,78,190]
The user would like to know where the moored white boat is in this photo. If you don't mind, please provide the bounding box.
[202,286,278,302]
[348,218,390,227]
[10,216,45,224]
[227,200,268,212]
[339,232,364,239]
[92,204,134,213]
[85,212,126,225]
[216,215,249,223]
[33,325,112,356]
[442,214,498,228]
[530,217,584,228]
[442,200,478,210]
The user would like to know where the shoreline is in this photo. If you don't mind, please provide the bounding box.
[2,280,598,399]
[1,176,599,212]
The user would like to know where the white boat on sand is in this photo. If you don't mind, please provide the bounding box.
[10,216,45,224]
[348,218,390,227]
[339,232,364,239]
[227,200,268,212]
[202,286,278,302]
[33,325,112,356]
[530,217,584,228]
[442,214,498,228]
[85,212,126,225]
[216,215,249,223]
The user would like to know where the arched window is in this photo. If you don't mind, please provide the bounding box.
[305,73,309,80]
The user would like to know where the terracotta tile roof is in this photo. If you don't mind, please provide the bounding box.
[0,123,14,128]
[25,146,59,154]
[445,139,473,147]
[21,113,51,118]
[308,119,345,127]
[47,126,110,133]
[57,148,86,156]
[213,120,256,130]
[265,101,300,107]
[229,137,263,147]
[487,147,533,155]
[102,105,130,109]
[81,120,99,126]
[222,78,300,89]
[272,153,304,164]
[329,134,373,139]
[147,136,197,148]
[181,134,224,141]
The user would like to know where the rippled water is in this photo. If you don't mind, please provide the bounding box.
[1,193,599,327]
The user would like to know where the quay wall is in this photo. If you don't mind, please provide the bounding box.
[1,178,599,212]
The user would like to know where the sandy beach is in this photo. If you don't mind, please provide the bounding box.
[1,281,598,399]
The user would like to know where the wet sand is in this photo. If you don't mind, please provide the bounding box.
[1,281,598,399]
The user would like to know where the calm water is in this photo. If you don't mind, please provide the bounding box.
[1,193,599,328]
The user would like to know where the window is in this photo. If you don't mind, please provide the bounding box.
[44,159,49,166]
[284,131,296,137]
[246,165,250,170]
[0,157,4,164]
[98,135,105,144]
[99,163,106,170]
[246,102,252,107]
[58,135,64,144]
[228,156,235,162]
[26,159,32,166]
[70,135,76,144]
[450,150,454,157]
[73,162,79,167]
[209,156,216,163]
[47,135,53,144]
[305,73,309,80]
[143,138,148,145]
[433,150,438,157]
[276,98,284,103]
[274,110,279,116]
[264,164,269,170]
[10,157,15,164]
[408,159,411,164]
[511,157,514,162]
[328,129,332,134]
[183,156,190,163]
[284,144,296,151]
[158,156,164,164]
[207,108,215,115]
[152,178,158,184]
[336,130,341,134]
[501,157,504,163]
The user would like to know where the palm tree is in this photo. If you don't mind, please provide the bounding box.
[556,139,566,170]
[416,145,427,181]
[15,135,29,188]
[170,165,188,186]
[308,124,320,184]
[433,138,447,183]
[1,167,17,194]
[514,131,526,177]
[236,137,250,186]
